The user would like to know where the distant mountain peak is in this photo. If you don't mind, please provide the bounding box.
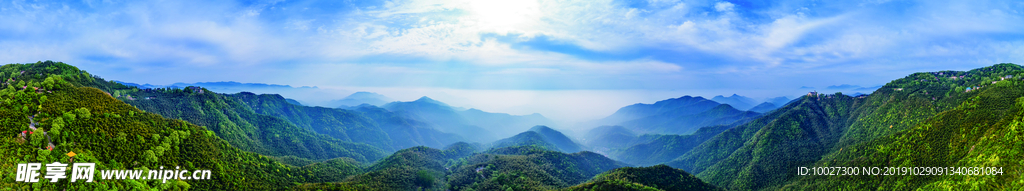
[529,125,553,132]
[345,91,387,99]
[710,94,757,110]
[416,96,435,101]
[413,96,449,106]
[331,91,394,107]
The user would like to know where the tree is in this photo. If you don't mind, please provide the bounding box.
[415,170,434,189]
[75,107,91,119]
[143,150,158,165]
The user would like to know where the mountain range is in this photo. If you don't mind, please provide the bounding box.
[3,61,1021,190]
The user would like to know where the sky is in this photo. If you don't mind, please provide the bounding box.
[2,0,1024,124]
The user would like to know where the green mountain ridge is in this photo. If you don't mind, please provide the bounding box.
[0,61,366,190]
[666,63,1024,190]
[492,126,584,153]
[564,164,723,191]
[5,61,1022,190]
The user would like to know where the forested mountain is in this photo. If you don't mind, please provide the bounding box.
[526,126,583,153]
[611,124,735,166]
[710,94,758,110]
[300,144,478,190]
[383,96,553,141]
[564,165,723,191]
[285,98,304,106]
[110,84,391,161]
[0,61,369,190]
[7,61,1021,190]
[296,144,627,191]
[492,131,562,152]
[662,63,1024,190]
[780,64,1024,190]
[447,146,626,191]
[491,126,583,153]
[694,93,862,190]
[111,77,473,156]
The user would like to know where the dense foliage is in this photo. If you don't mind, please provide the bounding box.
[447,146,626,191]
[492,131,563,152]
[0,61,362,190]
[6,61,1022,190]
[120,89,387,163]
[612,125,733,166]
[564,165,722,191]
[664,63,1024,190]
[781,66,1024,190]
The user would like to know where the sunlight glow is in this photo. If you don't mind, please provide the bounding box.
[467,0,542,33]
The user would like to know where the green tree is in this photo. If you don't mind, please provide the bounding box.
[415,170,434,189]
[143,150,158,165]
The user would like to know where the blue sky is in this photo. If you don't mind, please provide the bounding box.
[3,0,1024,123]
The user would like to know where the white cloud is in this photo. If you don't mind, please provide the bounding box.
[715,1,735,12]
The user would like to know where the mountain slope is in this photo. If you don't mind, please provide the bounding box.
[117,87,389,161]
[491,126,583,153]
[528,125,583,153]
[492,131,561,152]
[226,92,395,150]
[612,124,734,166]
[447,146,626,191]
[669,63,1024,190]
[695,94,862,190]
[0,61,366,190]
[781,65,1024,190]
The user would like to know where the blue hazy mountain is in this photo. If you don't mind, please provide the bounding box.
[710,94,758,110]
[765,96,794,107]
[330,91,394,107]
[582,125,638,150]
[586,95,760,135]
[590,95,723,127]
[383,96,554,141]
[618,104,760,135]
[285,98,304,106]
[747,102,777,113]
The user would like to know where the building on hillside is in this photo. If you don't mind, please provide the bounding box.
[187,86,205,94]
